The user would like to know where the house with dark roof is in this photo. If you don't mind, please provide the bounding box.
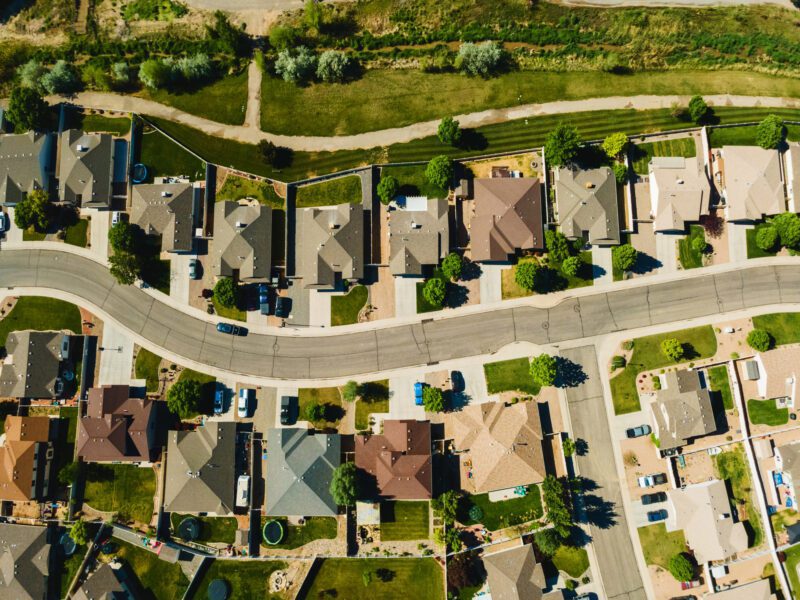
[388,198,450,276]
[483,544,564,600]
[212,200,273,282]
[72,562,133,600]
[0,523,53,600]
[77,385,159,464]
[130,183,198,253]
[58,129,120,209]
[554,166,620,245]
[0,331,72,399]
[355,419,433,500]
[650,369,716,454]
[265,428,340,517]
[468,178,544,262]
[0,415,55,502]
[0,131,54,206]
[163,421,237,515]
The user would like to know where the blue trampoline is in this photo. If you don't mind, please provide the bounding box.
[132,163,148,183]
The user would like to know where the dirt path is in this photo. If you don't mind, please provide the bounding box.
[244,59,262,129]
[558,0,792,5]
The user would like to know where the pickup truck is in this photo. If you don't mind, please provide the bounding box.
[637,473,667,488]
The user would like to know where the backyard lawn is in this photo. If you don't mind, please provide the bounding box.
[380,164,449,199]
[785,544,800,595]
[747,398,789,426]
[609,325,717,414]
[294,175,362,207]
[114,540,189,600]
[298,387,344,428]
[141,72,248,126]
[300,558,444,600]
[677,225,707,270]
[78,113,131,136]
[461,486,543,531]
[0,296,82,349]
[260,516,338,549]
[707,365,734,411]
[134,348,162,393]
[217,175,284,208]
[752,313,800,346]
[714,447,764,548]
[139,126,205,181]
[189,559,287,600]
[59,539,89,597]
[746,223,779,259]
[703,122,800,148]
[354,380,390,430]
[483,357,540,396]
[170,514,238,544]
[552,545,589,578]
[637,523,687,569]
[380,501,430,541]
[83,463,156,524]
[631,136,696,175]
[331,285,368,326]
[64,218,89,247]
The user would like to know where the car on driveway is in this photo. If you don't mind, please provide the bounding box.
[638,473,667,488]
[707,446,722,456]
[626,424,652,438]
[0,213,8,233]
[274,296,291,319]
[216,322,244,336]
[238,388,252,418]
[414,382,425,406]
[188,259,199,280]
[641,491,667,505]
[214,387,224,415]
[280,396,294,425]
[647,509,668,522]
[259,284,273,316]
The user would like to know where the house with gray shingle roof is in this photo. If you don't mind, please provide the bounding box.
[130,183,197,253]
[388,197,450,276]
[265,428,341,517]
[0,331,71,399]
[212,200,272,282]
[650,369,716,453]
[73,562,133,600]
[0,523,52,600]
[58,130,117,209]
[483,543,564,600]
[554,166,620,245]
[0,131,54,206]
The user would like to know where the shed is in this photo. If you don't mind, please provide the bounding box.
[745,361,760,380]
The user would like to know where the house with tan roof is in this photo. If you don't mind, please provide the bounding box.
[746,346,800,407]
[720,146,785,222]
[354,419,432,500]
[703,578,776,600]
[774,442,800,511]
[130,183,198,253]
[446,400,546,494]
[650,370,716,454]
[0,331,72,399]
[388,197,450,276]
[77,385,159,464]
[648,155,712,233]
[786,143,800,212]
[554,166,620,245]
[482,543,564,600]
[0,416,55,502]
[468,178,544,262]
[212,200,273,282]
[666,479,748,563]
[0,131,54,206]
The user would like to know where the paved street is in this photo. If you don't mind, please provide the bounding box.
[561,345,647,600]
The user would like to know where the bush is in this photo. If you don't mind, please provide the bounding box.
[422,386,444,412]
[668,553,695,582]
[112,62,131,85]
[269,25,297,51]
[772,212,800,249]
[515,261,539,291]
[756,226,779,251]
[691,234,708,254]
[213,277,238,308]
[611,355,627,370]
[468,505,483,523]
[82,63,112,91]
[425,155,453,189]
[688,95,709,123]
[565,580,578,591]
[138,59,171,89]
[423,278,446,308]
[70,521,88,546]
[612,244,638,272]
[545,229,570,262]
[316,50,353,83]
[561,255,581,278]
[275,46,317,84]
[175,53,213,83]
[377,174,399,205]
[660,338,684,362]
[18,59,46,91]
[544,123,581,167]
[6,86,49,132]
[747,328,773,352]
[455,41,502,77]
[612,162,628,184]
[305,401,325,422]
[167,379,200,418]
[441,252,463,281]
[530,353,557,387]
[437,116,462,146]
[534,528,562,557]
[563,437,576,457]
[602,132,629,158]
[756,114,785,150]
[342,380,358,402]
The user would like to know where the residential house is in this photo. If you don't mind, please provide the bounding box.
[72,563,133,600]
[0,331,72,399]
[212,200,273,282]
[468,178,544,262]
[786,143,800,212]
[0,416,55,502]
[666,479,748,563]
[163,421,237,515]
[265,428,340,517]
[746,346,800,408]
[354,419,433,500]
[703,579,776,600]
[775,442,800,510]
[388,197,450,276]
[58,129,119,209]
[482,544,564,600]
[446,401,546,494]
[76,385,159,464]
[554,166,620,245]
[650,370,716,453]
[719,146,785,222]
[295,203,364,289]
[0,131,54,206]
[0,523,52,600]
[130,183,197,253]
[648,155,712,233]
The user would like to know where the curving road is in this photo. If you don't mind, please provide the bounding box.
[2,249,800,381]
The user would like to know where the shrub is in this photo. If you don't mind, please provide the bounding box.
[423,278,446,308]
[515,261,539,291]
[545,229,570,262]
[602,132,629,158]
[112,62,131,84]
[6,86,49,132]
[342,380,358,402]
[668,553,695,582]
[70,521,88,546]
[138,59,171,89]
[756,226,779,251]
[422,386,444,412]
[747,328,773,352]
[530,353,557,387]
[82,63,112,91]
[688,95,709,123]
[377,174,399,205]
[660,338,684,362]
[437,116,462,146]
[691,234,708,254]
[425,155,453,189]
[18,59,46,91]
[213,277,238,308]
[269,25,297,51]
[756,114,785,149]
[544,123,581,167]
[565,580,578,591]
[441,252,463,281]
[316,50,353,83]
[468,505,483,523]
[772,212,800,249]
[534,528,562,557]
[455,41,503,77]
[612,244,638,272]
[175,53,213,83]
[611,355,627,370]
[563,437,576,457]
[561,255,581,278]
[275,46,317,84]
[612,162,628,184]
[305,401,325,422]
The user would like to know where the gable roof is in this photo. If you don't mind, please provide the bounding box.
[388,198,450,276]
[130,183,196,253]
[483,544,546,600]
[755,346,800,400]
[0,416,52,502]
[58,129,115,208]
[704,578,776,600]
[163,421,236,515]
[266,428,340,516]
[776,442,800,483]
[0,331,65,399]
[554,166,620,244]
[650,370,716,451]
[722,146,785,221]
[446,401,546,494]
[354,420,433,499]
[648,155,711,232]
[77,385,157,463]
[0,131,53,205]
[73,563,130,600]
[296,204,365,289]
[469,178,544,262]
[212,200,272,281]
[0,523,51,600]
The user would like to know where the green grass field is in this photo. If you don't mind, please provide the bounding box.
[483,357,540,396]
[170,514,238,544]
[134,348,162,393]
[380,164,448,199]
[380,501,430,541]
[114,539,189,600]
[752,313,800,346]
[461,486,543,531]
[637,523,686,569]
[83,463,156,524]
[141,71,248,126]
[295,175,363,207]
[139,126,205,181]
[746,223,779,259]
[260,516,338,549]
[552,545,589,578]
[502,253,593,299]
[331,285,368,326]
[785,544,800,595]
[217,175,284,209]
[707,365,734,411]
[747,398,789,426]
[64,218,89,247]
[212,297,248,322]
[0,296,82,349]
[189,559,287,600]
[715,447,763,547]
[354,380,390,430]
[677,225,707,270]
[631,136,696,175]
[298,386,344,428]
[78,114,131,136]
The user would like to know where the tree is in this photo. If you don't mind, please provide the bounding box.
[111,62,131,85]
[441,252,463,281]
[756,114,785,149]
[275,46,317,83]
[772,212,800,248]
[747,328,772,352]
[563,437,576,457]
[422,386,444,412]
[213,277,238,308]
[756,226,779,251]
[667,553,695,582]
[530,353,557,387]
[455,41,503,77]
[316,50,352,83]
[176,53,213,83]
[602,132,629,158]
[18,59,47,91]
[42,60,80,95]
[561,255,581,278]
[691,234,708,254]
[58,461,79,486]
[545,229,571,262]
[70,520,88,546]
[688,95,709,123]
[82,64,112,92]
[437,116,462,146]
[207,11,248,57]
[612,162,628,184]
[109,221,136,253]
[534,528,563,557]
[14,189,50,231]
[377,174,399,205]
[447,552,481,590]
[305,401,325,422]
[425,155,453,190]
[423,278,446,308]
[330,462,358,506]
[258,140,278,165]
[544,123,581,167]
[342,380,358,402]
[6,86,49,132]
[432,490,460,524]
[269,25,297,51]
[660,338,684,362]
[138,59,171,89]
[304,0,323,31]
[167,379,201,419]
[515,260,540,291]
[109,251,140,286]
[612,243,638,272]
[542,475,572,539]
[436,526,463,553]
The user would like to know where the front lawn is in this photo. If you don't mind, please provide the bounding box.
[552,545,589,578]
[300,558,444,600]
[609,325,717,414]
[170,513,238,544]
[212,297,248,322]
[0,296,82,349]
[631,136,696,175]
[752,313,800,346]
[785,544,800,595]
[747,398,789,426]
[483,357,540,396]
[380,501,430,541]
[189,559,287,600]
[677,225,707,270]
[707,365,734,411]
[217,175,284,209]
[139,125,205,181]
[134,348,162,393]
[714,447,763,547]
[331,285,368,326]
[354,380,390,430]
[746,223,779,259]
[380,165,449,199]
[260,516,338,549]
[298,387,344,428]
[177,368,216,416]
[460,486,543,531]
[295,175,362,207]
[114,539,189,600]
[141,71,248,126]
[65,218,89,247]
[637,523,686,569]
[502,254,592,299]
[83,463,156,524]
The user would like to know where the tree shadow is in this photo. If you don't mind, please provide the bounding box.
[445,283,470,309]
[591,263,607,281]
[554,357,587,389]
[630,252,662,275]
[575,145,612,170]
[575,438,589,456]
[681,342,701,361]
[323,403,346,422]
[458,129,488,152]
[272,146,294,170]
[358,382,389,402]
[573,477,618,530]
[461,259,482,282]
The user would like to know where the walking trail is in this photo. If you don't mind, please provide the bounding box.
[244,58,262,129]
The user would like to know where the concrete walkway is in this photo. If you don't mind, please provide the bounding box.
[36,92,800,152]
[655,232,681,274]
[244,59,262,129]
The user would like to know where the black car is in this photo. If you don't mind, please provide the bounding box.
[626,424,652,438]
[258,284,273,316]
[641,491,667,505]
[216,322,247,336]
[280,396,295,425]
[275,296,291,319]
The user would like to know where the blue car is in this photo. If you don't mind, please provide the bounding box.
[216,322,242,336]
[647,509,668,522]
[414,382,424,406]
[214,388,224,415]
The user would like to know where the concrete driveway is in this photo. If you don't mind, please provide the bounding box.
[655,232,681,274]
[308,290,331,327]
[169,254,193,305]
[98,322,135,385]
[388,372,426,420]
[728,222,752,264]
[4,208,21,243]
[394,276,418,318]
[629,496,670,528]
[88,209,109,262]
[593,246,614,285]
[478,264,504,304]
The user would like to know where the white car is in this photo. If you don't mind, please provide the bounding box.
[111,211,122,226]
[237,388,252,418]
[707,446,723,456]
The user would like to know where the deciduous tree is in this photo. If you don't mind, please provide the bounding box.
[14,189,50,231]
[423,277,446,308]
[6,86,49,132]
[688,95,709,123]
[316,50,353,83]
[437,116,462,146]
[70,521,88,546]
[167,379,201,419]
[756,114,785,149]
[534,527,563,556]
[602,132,629,158]
[213,277,238,308]
[342,380,358,402]
[109,251,140,286]
[330,462,358,506]
[422,386,444,412]
[377,174,399,205]
[425,155,453,190]
[612,243,638,272]
[545,230,571,262]
[668,553,695,582]
[561,255,581,278]
[515,260,539,291]
[530,353,557,387]
[747,328,772,352]
[109,221,136,253]
[455,41,503,77]
[772,212,800,248]
[441,252,463,281]
[544,123,581,167]
[660,338,684,362]
[275,47,317,84]
[756,226,779,251]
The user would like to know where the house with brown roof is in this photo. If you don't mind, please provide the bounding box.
[354,419,433,500]
[704,579,776,600]
[0,416,55,502]
[446,401,546,494]
[483,544,564,600]
[77,385,159,464]
[468,178,544,262]
[719,146,785,222]
[650,370,716,454]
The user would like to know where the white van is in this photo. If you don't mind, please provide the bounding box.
[236,475,250,508]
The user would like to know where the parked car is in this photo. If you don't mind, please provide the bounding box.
[647,509,668,522]
[235,475,250,508]
[707,446,722,456]
[259,284,273,316]
[237,388,252,418]
[274,296,291,319]
[626,424,652,438]
[216,322,242,336]
[111,211,122,226]
[280,396,294,425]
[414,382,425,406]
[214,388,224,415]
[641,492,667,505]
[188,259,199,280]
[0,212,8,233]
[637,473,667,488]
